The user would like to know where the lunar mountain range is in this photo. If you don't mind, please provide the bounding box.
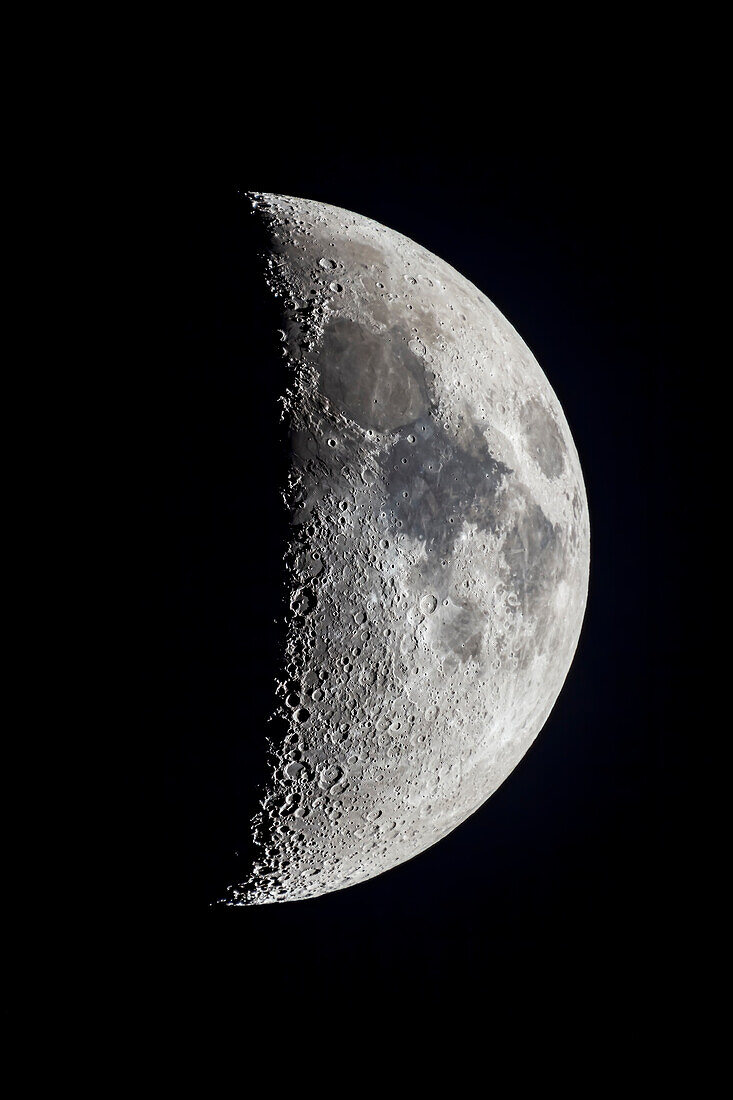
[223,193,590,905]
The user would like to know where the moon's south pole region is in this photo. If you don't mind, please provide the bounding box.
[224,193,590,905]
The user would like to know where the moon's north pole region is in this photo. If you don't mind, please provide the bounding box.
[224,193,590,905]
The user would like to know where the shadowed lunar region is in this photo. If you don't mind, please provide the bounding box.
[223,193,590,905]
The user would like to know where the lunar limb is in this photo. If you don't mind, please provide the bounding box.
[225,193,589,905]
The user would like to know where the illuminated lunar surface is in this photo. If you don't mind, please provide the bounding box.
[225,193,589,905]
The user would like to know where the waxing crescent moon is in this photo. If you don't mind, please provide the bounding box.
[224,193,589,905]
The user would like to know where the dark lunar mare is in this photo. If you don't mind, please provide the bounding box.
[308,307,570,674]
[384,418,512,557]
[314,315,514,559]
[161,197,290,906]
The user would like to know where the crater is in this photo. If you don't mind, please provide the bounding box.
[431,599,486,665]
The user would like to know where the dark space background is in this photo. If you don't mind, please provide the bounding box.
[152,118,710,1026]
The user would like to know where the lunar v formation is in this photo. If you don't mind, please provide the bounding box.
[222,193,589,905]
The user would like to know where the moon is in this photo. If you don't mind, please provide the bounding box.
[224,193,589,905]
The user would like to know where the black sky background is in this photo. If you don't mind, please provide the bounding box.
[154,115,710,1026]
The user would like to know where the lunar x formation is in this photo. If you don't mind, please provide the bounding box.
[220,193,589,905]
